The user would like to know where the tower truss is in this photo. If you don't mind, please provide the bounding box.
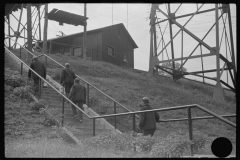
[149,3,236,101]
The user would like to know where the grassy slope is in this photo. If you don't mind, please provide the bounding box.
[39,53,236,143]
[5,50,236,156]
[13,50,236,146]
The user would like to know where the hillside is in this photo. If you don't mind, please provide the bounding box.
[33,53,234,139]
[12,50,236,152]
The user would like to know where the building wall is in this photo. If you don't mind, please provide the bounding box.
[49,25,135,68]
[102,25,135,68]
[71,32,102,61]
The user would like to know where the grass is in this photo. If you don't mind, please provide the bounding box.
[9,49,236,156]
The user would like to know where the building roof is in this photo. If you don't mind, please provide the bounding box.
[48,8,88,26]
[5,4,43,16]
[41,23,138,48]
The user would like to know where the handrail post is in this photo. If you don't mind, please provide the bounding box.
[93,118,96,136]
[20,46,23,75]
[87,84,89,107]
[133,113,136,132]
[39,78,41,98]
[114,102,116,129]
[62,95,65,127]
[187,107,194,157]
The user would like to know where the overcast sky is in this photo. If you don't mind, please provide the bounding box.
[5,3,236,88]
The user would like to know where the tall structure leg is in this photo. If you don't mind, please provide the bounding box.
[213,4,225,101]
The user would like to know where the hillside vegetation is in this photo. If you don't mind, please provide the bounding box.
[12,50,236,152]
[36,53,235,140]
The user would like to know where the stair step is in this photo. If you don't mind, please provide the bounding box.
[64,114,92,121]
[72,131,110,137]
[65,122,105,129]
[64,117,100,125]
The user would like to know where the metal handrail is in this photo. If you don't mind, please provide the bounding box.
[87,103,236,156]
[195,104,236,127]
[90,104,196,119]
[5,47,91,119]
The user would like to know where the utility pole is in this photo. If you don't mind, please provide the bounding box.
[37,5,41,41]
[14,4,23,49]
[27,4,33,63]
[168,4,176,80]
[83,3,87,59]
[43,4,48,67]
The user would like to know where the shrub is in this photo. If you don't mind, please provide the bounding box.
[30,99,47,111]
[5,84,13,94]
[150,131,210,157]
[150,132,192,157]
[133,135,156,153]
[5,68,26,88]
[13,86,33,101]
[41,107,62,126]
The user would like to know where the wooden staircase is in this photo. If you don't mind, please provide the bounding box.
[5,49,113,140]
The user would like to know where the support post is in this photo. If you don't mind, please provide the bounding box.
[148,4,154,73]
[213,4,225,101]
[187,107,194,157]
[83,3,87,59]
[14,4,23,49]
[114,102,116,129]
[39,78,42,98]
[168,4,176,80]
[50,40,52,54]
[62,95,65,127]
[133,113,136,132]
[7,15,11,50]
[43,4,48,68]
[200,45,205,83]
[93,118,96,136]
[87,84,89,107]
[20,46,23,75]
[37,5,41,41]
[27,4,33,62]
[227,4,236,83]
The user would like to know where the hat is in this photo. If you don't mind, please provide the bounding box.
[65,63,70,68]
[142,97,149,103]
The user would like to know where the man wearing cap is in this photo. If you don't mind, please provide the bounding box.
[28,56,46,92]
[60,63,77,100]
[68,78,86,123]
[138,97,160,136]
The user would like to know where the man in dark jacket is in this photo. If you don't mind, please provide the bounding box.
[138,97,160,136]
[28,56,46,92]
[60,63,77,99]
[68,78,86,123]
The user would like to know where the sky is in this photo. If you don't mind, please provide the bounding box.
[5,3,236,88]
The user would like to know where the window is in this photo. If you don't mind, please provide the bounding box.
[73,47,82,57]
[108,46,115,57]
[123,54,128,63]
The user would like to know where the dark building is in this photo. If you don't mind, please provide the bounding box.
[41,23,138,68]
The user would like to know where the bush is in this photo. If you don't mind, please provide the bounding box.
[150,131,210,157]
[30,99,47,111]
[41,107,62,126]
[133,135,156,153]
[5,84,13,94]
[5,68,26,88]
[13,86,33,101]
[150,132,192,157]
